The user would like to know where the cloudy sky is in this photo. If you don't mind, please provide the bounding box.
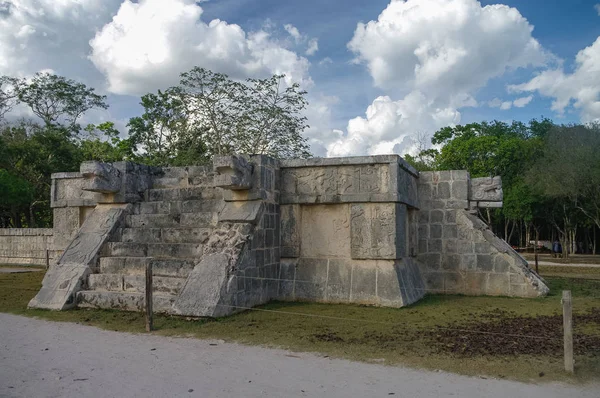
[1,0,599,157]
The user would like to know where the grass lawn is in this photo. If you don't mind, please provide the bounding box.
[1,265,599,384]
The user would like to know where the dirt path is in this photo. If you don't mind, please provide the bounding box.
[0,313,597,398]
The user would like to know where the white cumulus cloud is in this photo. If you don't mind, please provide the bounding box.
[348,0,547,102]
[509,37,600,122]
[327,0,549,157]
[513,95,533,108]
[90,0,312,95]
[0,0,121,79]
[595,4,600,15]
[327,93,461,157]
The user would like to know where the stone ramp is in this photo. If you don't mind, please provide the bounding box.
[28,204,130,310]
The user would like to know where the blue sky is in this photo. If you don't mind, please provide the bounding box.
[204,0,600,128]
[1,0,599,156]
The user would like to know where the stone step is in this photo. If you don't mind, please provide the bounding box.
[125,213,216,228]
[133,200,222,215]
[105,242,147,257]
[76,291,176,313]
[99,257,195,277]
[119,228,211,244]
[146,187,220,202]
[88,273,186,295]
[146,243,203,259]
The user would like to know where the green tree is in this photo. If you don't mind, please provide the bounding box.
[0,75,19,122]
[81,122,135,163]
[127,88,195,166]
[0,169,34,227]
[16,73,107,130]
[527,123,600,256]
[178,67,311,158]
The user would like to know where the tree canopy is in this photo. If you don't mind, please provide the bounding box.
[0,68,312,226]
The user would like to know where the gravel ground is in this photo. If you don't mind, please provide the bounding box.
[0,313,598,398]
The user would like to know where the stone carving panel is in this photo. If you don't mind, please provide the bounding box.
[300,204,350,258]
[213,155,253,190]
[80,161,122,193]
[351,203,403,260]
[469,176,503,202]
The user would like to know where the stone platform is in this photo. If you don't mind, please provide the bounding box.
[28,155,548,317]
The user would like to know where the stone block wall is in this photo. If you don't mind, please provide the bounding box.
[0,229,57,265]
[277,156,425,307]
[417,171,547,297]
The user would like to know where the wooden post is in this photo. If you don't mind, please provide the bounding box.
[45,249,49,269]
[562,290,574,373]
[145,261,153,332]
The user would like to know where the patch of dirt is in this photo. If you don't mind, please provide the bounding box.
[423,308,600,357]
[311,331,345,343]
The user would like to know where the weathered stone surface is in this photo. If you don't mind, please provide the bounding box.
[350,203,405,259]
[213,155,253,190]
[300,204,350,258]
[173,253,229,316]
[80,161,122,193]
[77,291,175,313]
[219,201,263,224]
[469,176,503,202]
[29,204,129,310]
[280,205,301,258]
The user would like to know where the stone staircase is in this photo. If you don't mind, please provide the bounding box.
[76,168,223,313]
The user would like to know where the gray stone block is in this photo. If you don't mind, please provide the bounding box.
[180,212,216,227]
[88,274,123,291]
[444,273,464,293]
[418,239,428,254]
[442,224,457,239]
[477,255,494,271]
[442,240,457,253]
[219,201,263,224]
[444,210,457,223]
[456,240,474,253]
[350,265,376,303]
[486,273,510,296]
[436,182,451,199]
[326,259,352,302]
[428,239,442,253]
[77,290,175,313]
[461,254,477,270]
[161,228,211,244]
[451,170,469,180]
[422,272,444,293]
[430,225,442,239]
[127,214,180,228]
[80,161,122,194]
[451,180,469,200]
[494,254,511,273]
[441,254,461,271]
[376,264,403,306]
[417,253,441,270]
[474,242,492,254]
[147,243,203,259]
[213,155,253,190]
[108,242,147,257]
[430,210,444,224]
[446,200,469,209]
[294,258,327,300]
